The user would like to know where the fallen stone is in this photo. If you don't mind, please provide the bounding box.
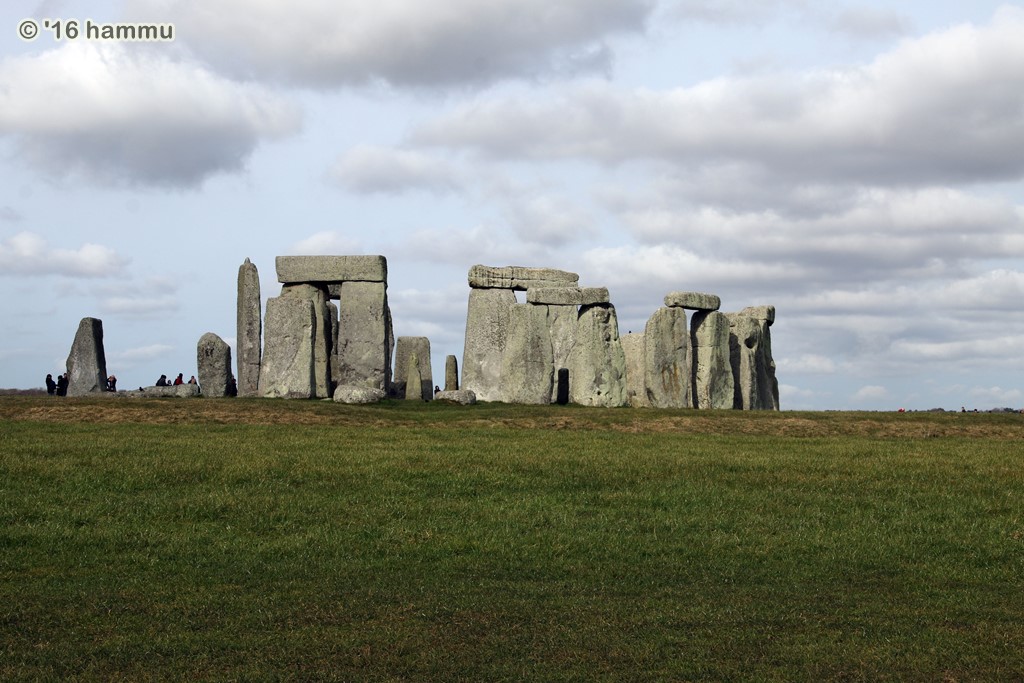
[435,389,477,405]
[569,304,627,407]
[644,307,692,408]
[336,281,392,392]
[394,337,433,400]
[197,332,232,398]
[664,291,722,311]
[526,287,609,306]
[281,283,332,398]
[236,258,262,398]
[333,385,386,404]
[445,355,459,391]
[690,311,734,410]
[501,304,554,405]
[65,317,108,396]
[259,296,316,399]
[123,384,201,398]
[468,265,578,291]
[621,332,649,408]
[461,288,517,402]
[276,255,387,284]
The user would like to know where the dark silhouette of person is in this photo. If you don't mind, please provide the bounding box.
[106,375,117,392]
[155,374,168,386]
[173,373,184,386]
[187,375,197,385]
[45,374,56,395]
[227,375,237,397]
[56,373,68,396]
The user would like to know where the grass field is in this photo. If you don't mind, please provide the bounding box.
[1,396,1022,681]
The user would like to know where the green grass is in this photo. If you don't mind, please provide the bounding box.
[1,398,1022,681]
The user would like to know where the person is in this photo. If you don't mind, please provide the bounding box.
[56,373,68,396]
[187,375,197,385]
[173,373,184,386]
[155,374,168,386]
[45,373,56,395]
[106,375,117,392]
[227,374,237,397]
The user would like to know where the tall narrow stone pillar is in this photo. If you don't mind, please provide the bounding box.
[236,258,262,397]
[461,288,517,402]
[644,306,692,408]
[65,317,108,396]
[336,281,391,392]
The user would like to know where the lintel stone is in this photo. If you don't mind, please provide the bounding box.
[739,305,776,325]
[276,255,387,284]
[664,291,721,311]
[526,287,609,306]
[468,265,578,291]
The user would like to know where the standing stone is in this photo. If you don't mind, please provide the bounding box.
[394,337,433,401]
[336,281,392,392]
[197,332,232,397]
[405,352,423,401]
[569,304,627,407]
[259,297,316,399]
[621,332,649,408]
[328,300,340,389]
[547,304,578,398]
[501,304,554,405]
[690,311,733,410]
[236,258,262,397]
[281,283,332,398]
[65,317,107,396]
[445,355,459,391]
[727,309,779,411]
[462,288,517,402]
[644,307,692,409]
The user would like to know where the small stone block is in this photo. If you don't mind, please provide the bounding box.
[526,287,609,306]
[664,291,721,311]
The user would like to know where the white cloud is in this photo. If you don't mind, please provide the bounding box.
[287,231,363,255]
[413,7,1024,185]
[99,295,180,318]
[778,354,837,375]
[967,386,1023,406]
[137,0,655,88]
[0,231,128,278]
[329,145,462,195]
[852,385,889,402]
[0,42,300,187]
[109,344,175,364]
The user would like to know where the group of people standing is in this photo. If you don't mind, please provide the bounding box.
[45,373,117,395]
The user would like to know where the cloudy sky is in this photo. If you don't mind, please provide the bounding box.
[1,0,1022,410]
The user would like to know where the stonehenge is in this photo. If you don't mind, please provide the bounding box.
[56,257,779,412]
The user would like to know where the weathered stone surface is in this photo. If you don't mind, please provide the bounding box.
[236,258,262,397]
[435,389,477,405]
[336,281,391,392]
[501,304,554,405]
[621,332,649,408]
[333,385,386,404]
[393,337,433,400]
[546,304,578,391]
[727,313,778,410]
[404,352,423,400]
[197,332,232,398]
[739,305,776,325]
[281,283,332,398]
[123,384,201,398]
[328,301,340,389]
[690,311,733,410]
[644,307,692,409]
[445,355,459,391]
[664,291,722,311]
[526,287,609,306]
[66,317,108,396]
[260,297,316,399]
[468,265,578,291]
[569,304,627,407]
[462,288,517,402]
[276,255,387,284]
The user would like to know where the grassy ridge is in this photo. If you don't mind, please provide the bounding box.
[1,398,1023,680]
